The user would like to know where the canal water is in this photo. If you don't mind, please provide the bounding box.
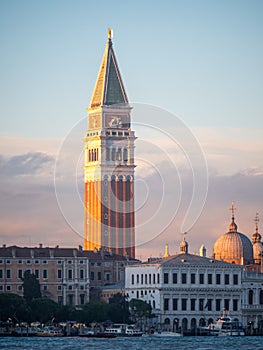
[0,336,262,350]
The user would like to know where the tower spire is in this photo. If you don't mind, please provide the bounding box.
[255,212,259,234]
[228,201,237,233]
[89,28,128,110]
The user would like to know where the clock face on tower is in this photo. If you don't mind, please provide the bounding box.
[108,116,122,128]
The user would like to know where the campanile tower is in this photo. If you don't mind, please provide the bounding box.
[83,29,136,259]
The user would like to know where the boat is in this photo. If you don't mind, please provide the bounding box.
[150,331,182,337]
[105,324,143,337]
[203,310,245,336]
[35,327,64,337]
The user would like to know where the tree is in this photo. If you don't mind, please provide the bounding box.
[30,298,59,323]
[108,293,130,323]
[21,271,41,302]
[0,293,30,323]
[129,299,153,325]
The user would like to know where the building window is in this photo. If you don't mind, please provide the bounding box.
[149,274,152,284]
[18,285,23,291]
[207,299,212,311]
[173,298,178,311]
[233,274,238,285]
[0,269,3,279]
[216,299,221,311]
[216,274,221,285]
[208,274,212,284]
[137,274,139,284]
[224,274,229,285]
[164,298,169,311]
[57,269,62,279]
[6,260,11,264]
[43,260,48,264]
[233,299,238,311]
[260,290,263,305]
[68,285,73,291]
[191,299,195,311]
[57,260,62,265]
[18,260,23,264]
[68,294,73,305]
[6,285,11,291]
[18,269,23,279]
[43,285,48,291]
[164,273,169,284]
[199,299,204,311]
[0,260,2,264]
[6,269,11,279]
[173,273,177,284]
[190,273,195,284]
[26,260,31,265]
[57,286,62,291]
[141,274,144,284]
[58,296,63,305]
[43,269,48,279]
[80,294,85,305]
[80,269,84,280]
[79,260,84,264]
[199,273,204,284]
[182,273,187,284]
[34,269,39,279]
[90,271,94,280]
[224,299,230,310]
[145,274,148,284]
[131,274,134,285]
[136,291,139,299]
[248,290,253,305]
[153,274,156,284]
[182,298,187,311]
[34,260,39,265]
[68,260,72,264]
[98,272,101,280]
[68,269,73,279]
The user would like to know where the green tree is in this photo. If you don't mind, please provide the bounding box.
[108,293,130,323]
[30,298,59,323]
[129,299,153,324]
[21,271,41,302]
[0,293,30,323]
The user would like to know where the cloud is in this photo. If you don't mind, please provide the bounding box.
[0,152,54,177]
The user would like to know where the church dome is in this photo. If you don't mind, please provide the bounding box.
[213,209,253,265]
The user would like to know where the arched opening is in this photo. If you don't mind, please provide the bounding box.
[248,290,253,305]
[190,318,197,331]
[182,318,188,331]
[173,318,179,332]
[164,318,170,331]
[207,318,214,325]
[199,318,206,327]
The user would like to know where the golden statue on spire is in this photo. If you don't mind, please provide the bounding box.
[108,28,113,39]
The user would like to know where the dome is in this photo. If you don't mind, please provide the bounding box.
[179,235,189,254]
[213,216,253,265]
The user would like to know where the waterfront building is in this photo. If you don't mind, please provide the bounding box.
[83,29,136,258]
[125,238,245,332]
[0,244,133,305]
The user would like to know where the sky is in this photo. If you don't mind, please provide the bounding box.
[0,0,263,260]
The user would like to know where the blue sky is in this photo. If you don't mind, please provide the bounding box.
[0,0,263,258]
[1,0,263,138]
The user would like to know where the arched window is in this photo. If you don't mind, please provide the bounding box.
[131,274,134,285]
[123,148,128,162]
[248,290,253,305]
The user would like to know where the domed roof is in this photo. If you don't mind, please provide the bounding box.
[213,214,253,265]
[253,242,263,262]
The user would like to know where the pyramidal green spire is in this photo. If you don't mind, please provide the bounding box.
[89,29,129,109]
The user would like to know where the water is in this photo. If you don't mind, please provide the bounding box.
[0,336,262,350]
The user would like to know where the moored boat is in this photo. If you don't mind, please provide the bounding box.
[202,310,245,336]
[105,324,143,337]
